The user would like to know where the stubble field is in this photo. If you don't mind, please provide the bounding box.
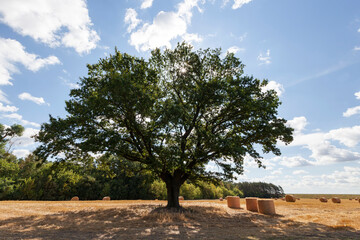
[0,198,359,239]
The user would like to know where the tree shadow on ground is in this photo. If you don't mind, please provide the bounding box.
[0,204,358,240]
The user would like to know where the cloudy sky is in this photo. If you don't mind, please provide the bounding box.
[1,0,360,194]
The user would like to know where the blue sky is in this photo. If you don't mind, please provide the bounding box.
[0,0,360,194]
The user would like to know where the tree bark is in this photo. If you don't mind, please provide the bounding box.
[164,175,182,208]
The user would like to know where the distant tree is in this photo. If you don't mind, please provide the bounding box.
[236,182,284,198]
[0,123,24,158]
[35,42,293,209]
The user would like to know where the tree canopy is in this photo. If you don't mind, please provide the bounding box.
[35,42,293,208]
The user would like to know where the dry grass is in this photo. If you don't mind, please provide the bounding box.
[0,199,359,239]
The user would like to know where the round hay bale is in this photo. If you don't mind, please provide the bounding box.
[71,196,79,201]
[102,196,110,201]
[285,194,296,202]
[219,198,223,201]
[297,198,300,200]
[227,196,241,209]
[319,197,328,203]
[257,199,276,215]
[331,197,341,203]
[349,199,352,200]
[225,196,229,200]
[178,196,184,200]
[245,197,258,212]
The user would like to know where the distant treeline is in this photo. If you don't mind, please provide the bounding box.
[234,182,284,198]
[0,153,284,200]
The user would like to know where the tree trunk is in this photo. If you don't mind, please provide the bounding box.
[164,176,182,208]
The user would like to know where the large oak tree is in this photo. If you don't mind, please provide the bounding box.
[35,43,293,208]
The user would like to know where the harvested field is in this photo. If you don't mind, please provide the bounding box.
[0,199,359,239]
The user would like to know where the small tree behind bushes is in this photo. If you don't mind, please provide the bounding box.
[235,181,284,198]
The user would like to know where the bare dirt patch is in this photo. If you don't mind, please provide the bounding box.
[0,199,359,239]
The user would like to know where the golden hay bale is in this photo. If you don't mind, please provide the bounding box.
[178,196,184,200]
[319,197,328,203]
[297,198,300,200]
[227,196,241,209]
[349,199,352,200]
[331,197,341,203]
[245,197,258,212]
[257,199,276,215]
[285,194,296,202]
[281,198,285,201]
[102,196,110,201]
[225,196,229,200]
[219,198,223,201]
[71,196,79,201]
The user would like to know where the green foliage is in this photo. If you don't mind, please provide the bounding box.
[150,180,167,200]
[34,42,293,207]
[180,182,202,199]
[0,158,20,178]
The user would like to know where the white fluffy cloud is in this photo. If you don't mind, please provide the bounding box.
[0,0,99,54]
[262,80,284,97]
[125,8,141,33]
[182,33,203,43]
[257,49,271,65]
[12,149,31,159]
[283,116,360,166]
[343,91,360,117]
[3,113,40,128]
[343,106,360,117]
[232,0,253,9]
[0,102,18,112]
[287,116,307,134]
[355,91,360,99]
[0,38,60,86]
[226,46,245,54]
[127,0,203,51]
[326,126,360,148]
[18,92,49,106]
[141,0,154,9]
[308,141,360,164]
